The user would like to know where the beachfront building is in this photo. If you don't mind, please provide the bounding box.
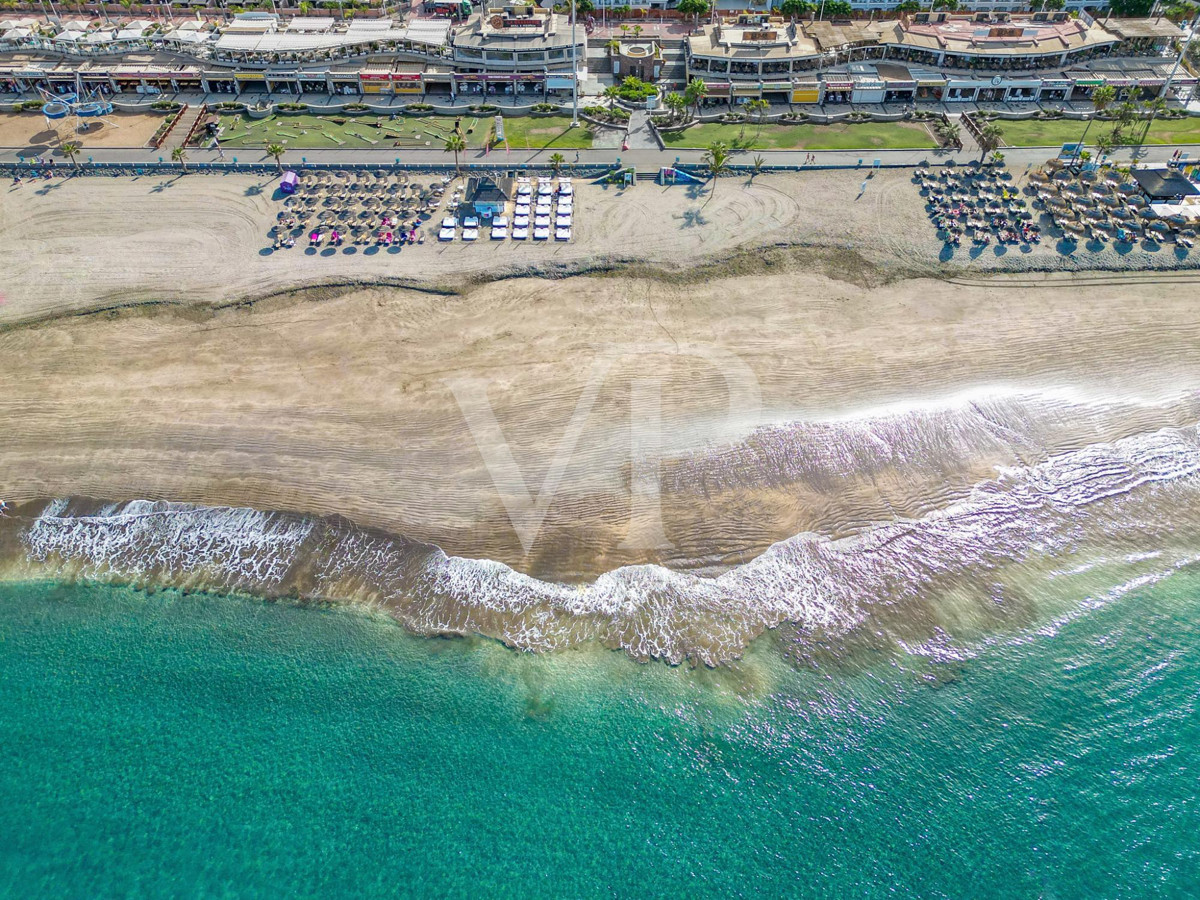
[447,4,584,99]
[683,11,1194,105]
[0,7,583,101]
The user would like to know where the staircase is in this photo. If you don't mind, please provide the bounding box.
[165,103,205,151]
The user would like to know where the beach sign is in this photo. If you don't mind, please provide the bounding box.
[1059,142,1083,160]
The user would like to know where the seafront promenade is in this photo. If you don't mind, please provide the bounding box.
[3,141,1194,174]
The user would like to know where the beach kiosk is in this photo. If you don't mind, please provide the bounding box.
[280,170,299,195]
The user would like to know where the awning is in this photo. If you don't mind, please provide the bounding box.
[917,77,947,87]
[1074,78,1105,87]
[823,80,853,90]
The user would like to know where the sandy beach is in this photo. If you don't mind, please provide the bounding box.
[3,165,1200,580]
[2,165,1200,661]
[2,167,1197,324]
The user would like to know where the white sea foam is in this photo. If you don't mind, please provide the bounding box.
[16,415,1200,665]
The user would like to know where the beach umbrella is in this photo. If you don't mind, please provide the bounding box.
[1166,214,1190,228]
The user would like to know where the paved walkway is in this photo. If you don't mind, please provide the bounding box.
[625,109,659,151]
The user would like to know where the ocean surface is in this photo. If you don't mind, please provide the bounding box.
[2,576,1198,898]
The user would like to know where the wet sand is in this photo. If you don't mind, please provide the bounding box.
[3,264,1200,581]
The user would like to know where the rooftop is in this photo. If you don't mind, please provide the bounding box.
[1131,168,1200,199]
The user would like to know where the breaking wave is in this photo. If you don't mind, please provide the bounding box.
[7,408,1200,666]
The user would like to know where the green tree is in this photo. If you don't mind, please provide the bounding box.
[684,76,707,118]
[59,140,81,168]
[603,84,621,107]
[676,0,709,25]
[548,151,565,174]
[664,91,687,122]
[745,98,770,138]
[1074,83,1116,163]
[821,0,853,16]
[750,154,766,180]
[702,140,731,206]
[171,146,188,171]
[976,121,1003,163]
[1139,97,1168,145]
[1094,131,1116,163]
[1108,0,1154,14]
[931,0,958,10]
[444,132,466,173]
[778,0,812,19]
[605,38,620,55]
[894,0,921,11]
[1043,0,1065,9]
[265,142,285,172]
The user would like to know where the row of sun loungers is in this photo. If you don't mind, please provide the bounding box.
[439,177,574,242]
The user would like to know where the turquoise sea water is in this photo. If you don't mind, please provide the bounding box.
[1,577,1198,898]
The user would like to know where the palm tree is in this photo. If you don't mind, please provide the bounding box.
[444,132,466,173]
[59,140,81,168]
[265,142,285,172]
[171,146,188,171]
[684,77,707,120]
[936,119,960,149]
[1139,97,1168,146]
[603,84,621,108]
[750,154,766,181]
[1074,84,1115,164]
[976,121,1003,163]
[664,92,686,123]
[631,24,643,40]
[745,98,770,136]
[702,141,730,206]
[605,38,620,55]
[1094,132,1116,164]
[548,152,565,175]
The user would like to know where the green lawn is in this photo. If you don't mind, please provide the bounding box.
[492,115,595,150]
[214,113,594,152]
[994,115,1200,148]
[661,120,938,151]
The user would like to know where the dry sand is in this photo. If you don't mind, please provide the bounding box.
[0,111,163,152]
[4,167,1195,326]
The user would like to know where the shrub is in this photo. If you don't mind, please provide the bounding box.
[277,102,308,111]
[405,103,434,111]
[344,102,369,111]
[531,102,558,112]
[613,75,656,102]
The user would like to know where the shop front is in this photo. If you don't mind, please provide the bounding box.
[330,76,360,96]
[1038,78,1071,102]
[361,72,392,94]
[883,79,916,103]
[790,79,821,104]
[234,71,268,94]
[545,74,575,97]
[850,77,886,104]
[393,73,424,95]
[298,76,329,94]
[1070,77,1104,101]
[264,72,300,94]
[1003,79,1040,102]
[761,80,790,103]
[915,76,946,101]
[822,78,853,104]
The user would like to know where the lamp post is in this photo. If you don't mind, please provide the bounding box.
[571,0,580,126]
[1159,14,1197,102]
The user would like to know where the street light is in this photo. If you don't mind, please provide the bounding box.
[571,0,580,127]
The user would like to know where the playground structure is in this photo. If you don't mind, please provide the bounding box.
[39,82,116,136]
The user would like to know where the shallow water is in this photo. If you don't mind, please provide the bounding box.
[2,576,1198,897]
